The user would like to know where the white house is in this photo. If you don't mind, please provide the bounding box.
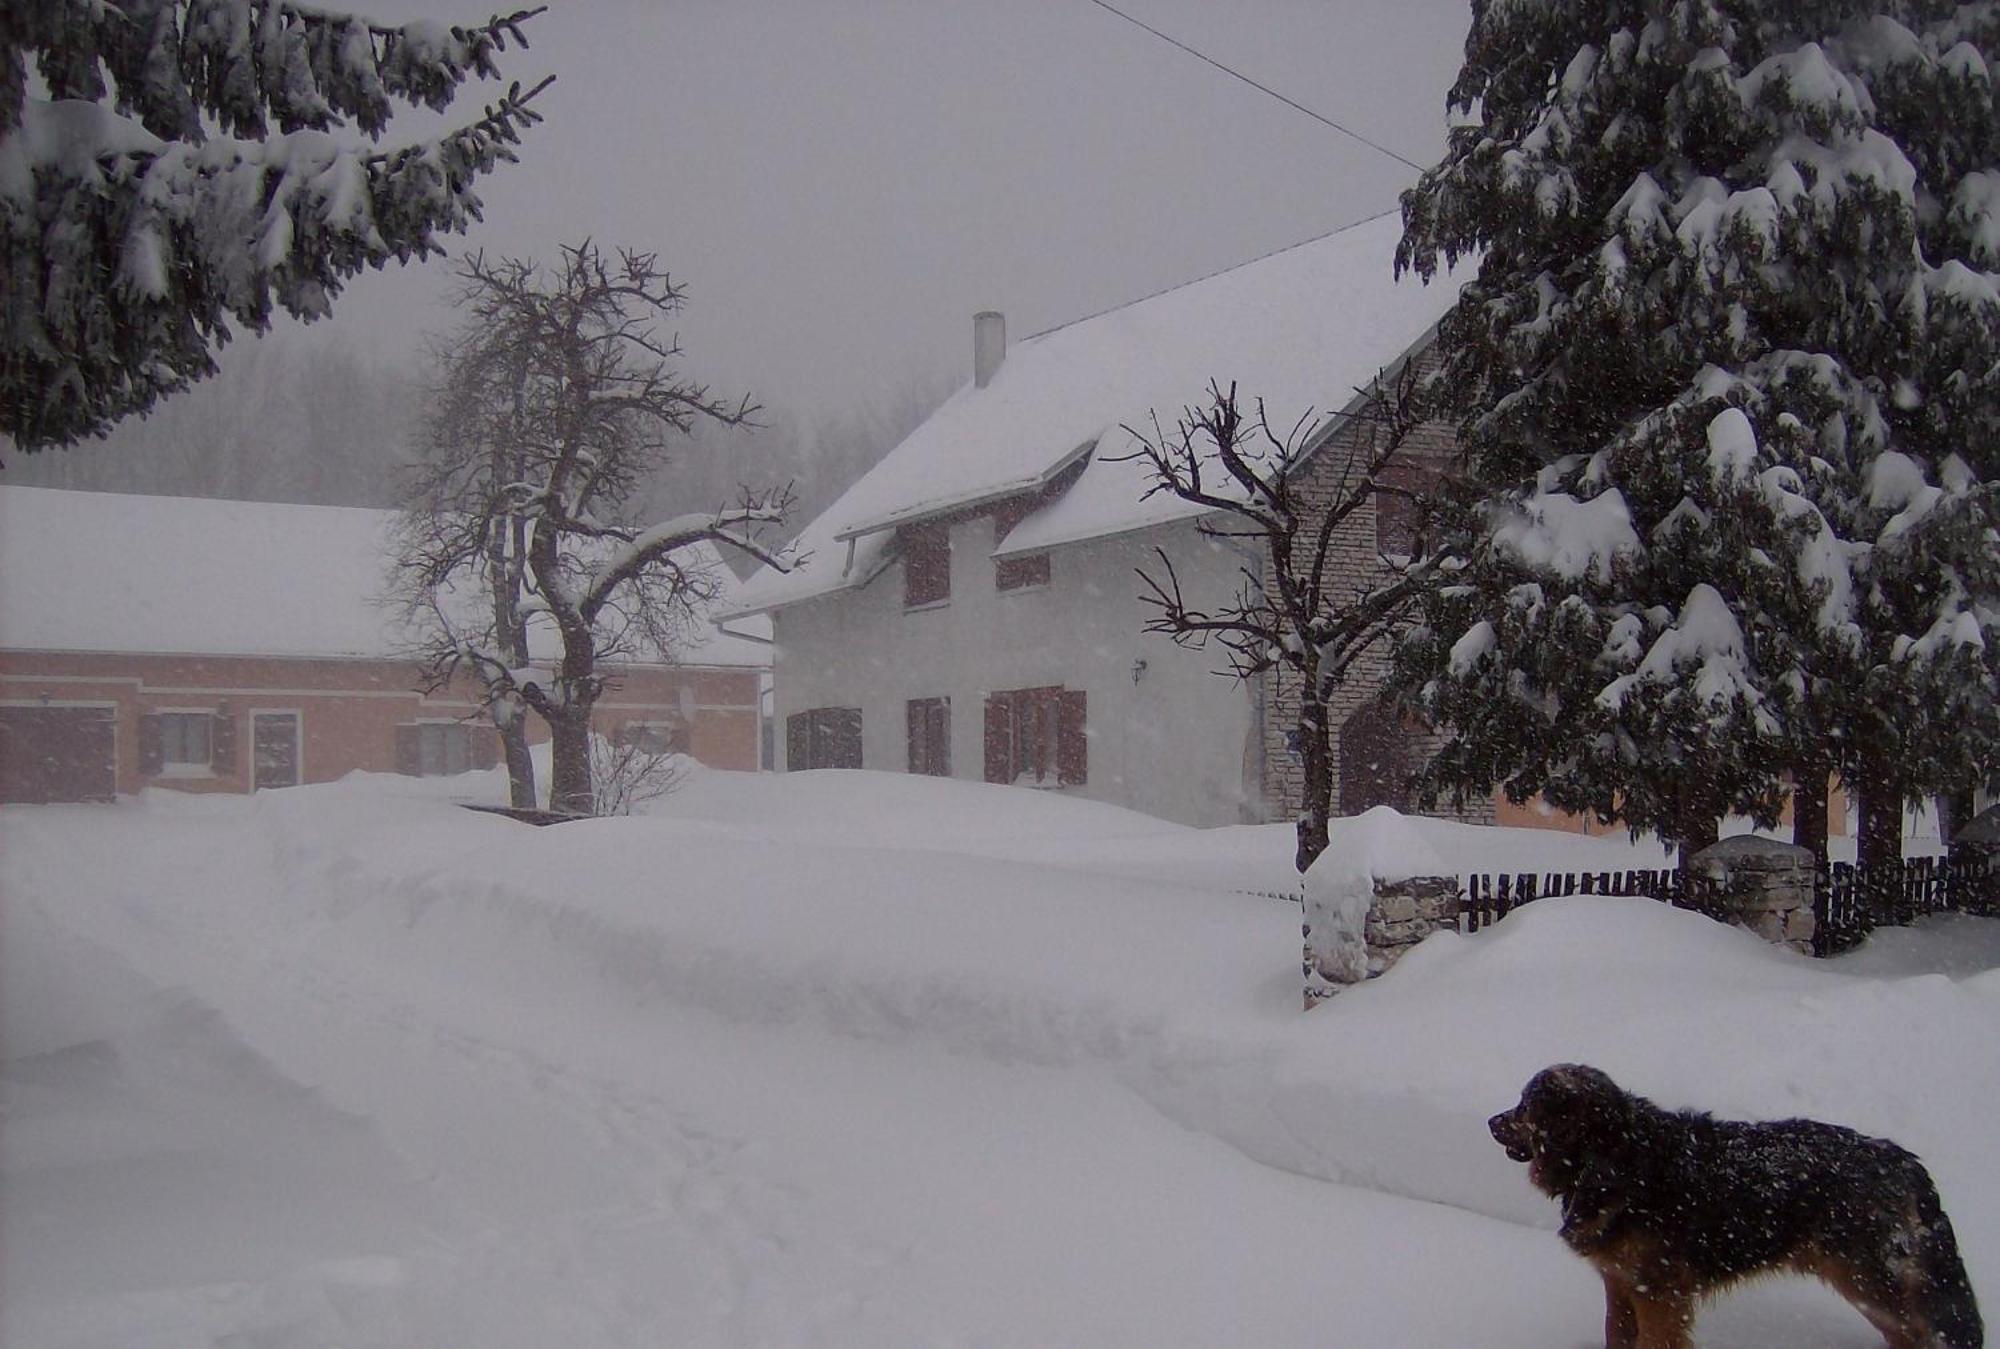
[722,211,1471,828]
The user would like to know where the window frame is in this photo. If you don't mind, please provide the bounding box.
[154,708,216,777]
[983,685,1086,787]
[416,720,474,777]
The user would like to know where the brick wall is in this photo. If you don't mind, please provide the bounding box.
[1255,353,1495,828]
[0,649,762,796]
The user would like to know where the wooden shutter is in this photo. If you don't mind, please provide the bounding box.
[138,713,164,776]
[786,712,809,771]
[472,726,500,770]
[983,694,1012,783]
[1057,690,1087,786]
[831,708,862,769]
[902,523,950,607]
[210,710,237,772]
[394,724,422,776]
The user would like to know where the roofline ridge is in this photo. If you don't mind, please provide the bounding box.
[1018,206,1401,345]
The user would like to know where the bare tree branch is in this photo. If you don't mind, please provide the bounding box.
[1127,371,1437,871]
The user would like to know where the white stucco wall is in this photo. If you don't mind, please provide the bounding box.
[769,514,1267,828]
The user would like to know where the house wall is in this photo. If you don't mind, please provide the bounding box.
[1256,400,1497,827]
[771,514,1264,827]
[0,649,761,797]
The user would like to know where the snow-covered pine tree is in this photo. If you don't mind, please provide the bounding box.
[1397,1,2000,866]
[1,1,548,450]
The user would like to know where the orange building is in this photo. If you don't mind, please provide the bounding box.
[0,487,768,802]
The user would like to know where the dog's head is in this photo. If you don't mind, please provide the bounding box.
[1489,1064,1634,1197]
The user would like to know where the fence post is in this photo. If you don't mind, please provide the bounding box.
[1687,837,1816,954]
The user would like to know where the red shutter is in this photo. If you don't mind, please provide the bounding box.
[831,708,863,768]
[210,710,237,772]
[1057,690,1087,786]
[472,726,501,770]
[903,523,951,607]
[138,713,164,776]
[394,724,422,776]
[983,694,1012,783]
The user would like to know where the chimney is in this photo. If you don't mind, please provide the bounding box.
[973,310,1005,389]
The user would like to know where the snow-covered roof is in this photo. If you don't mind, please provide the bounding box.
[727,211,1466,616]
[0,486,771,667]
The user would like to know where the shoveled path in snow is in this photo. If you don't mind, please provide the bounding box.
[2,785,1905,1347]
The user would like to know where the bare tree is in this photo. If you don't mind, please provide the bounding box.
[389,241,793,814]
[1123,368,1432,873]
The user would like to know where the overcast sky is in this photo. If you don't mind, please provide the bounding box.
[290,0,1472,420]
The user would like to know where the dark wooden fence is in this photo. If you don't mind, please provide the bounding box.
[1460,867,1723,933]
[1814,853,1994,955]
[1463,853,1992,957]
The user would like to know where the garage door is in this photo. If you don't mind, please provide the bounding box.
[0,706,117,803]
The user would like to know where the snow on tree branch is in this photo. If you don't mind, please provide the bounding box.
[1,2,548,450]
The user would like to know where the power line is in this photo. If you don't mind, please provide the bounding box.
[1079,0,1428,174]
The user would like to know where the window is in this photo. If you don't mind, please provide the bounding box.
[907,697,949,776]
[902,521,950,607]
[159,712,212,767]
[395,721,496,777]
[991,497,1050,591]
[983,686,1085,786]
[616,720,690,756]
[421,722,473,776]
[1374,452,1450,558]
[786,707,862,770]
[139,708,233,777]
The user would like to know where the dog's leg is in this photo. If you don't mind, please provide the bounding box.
[1629,1292,1695,1349]
[1599,1271,1639,1349]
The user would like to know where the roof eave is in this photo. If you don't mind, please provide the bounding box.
[831,438,1098,543]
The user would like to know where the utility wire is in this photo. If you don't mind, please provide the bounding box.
[1079,0,1428,174]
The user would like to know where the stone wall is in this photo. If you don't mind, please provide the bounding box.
[1305,870,1461,1008]
[1686,837,1817,955]
[1364,875,1461,976]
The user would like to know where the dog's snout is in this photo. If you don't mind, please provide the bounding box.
[1490,1106,1534,1162]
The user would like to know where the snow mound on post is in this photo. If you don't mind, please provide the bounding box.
[1304,809,1451,989]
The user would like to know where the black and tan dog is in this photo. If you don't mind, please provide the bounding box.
[1490,1064,1982,1349]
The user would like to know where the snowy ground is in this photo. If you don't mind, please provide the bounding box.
[4,768,1997,1347]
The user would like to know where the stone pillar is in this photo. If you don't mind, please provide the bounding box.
[1304,871,1460,1008]
[1688,836,1816,955]
[1364,875,1461,976]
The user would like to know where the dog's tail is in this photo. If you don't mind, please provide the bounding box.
[1910,1178,1983,1348]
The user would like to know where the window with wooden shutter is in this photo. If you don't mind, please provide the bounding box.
[394,724,422,776]
[902,521,951,607]
[906,697,949,776]
[991,497,1050,591]
[139,713,164,776]
[787,707,864,770]
[786,712,810,771]
[984,686,1084,786]
[1374,450,1450,558]
[152,710,214,773]
[827,707,862,768]
[210,710,237,772]
[472,727,501,770]
[983,694,1013,783]
[1056,690,1087,785]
